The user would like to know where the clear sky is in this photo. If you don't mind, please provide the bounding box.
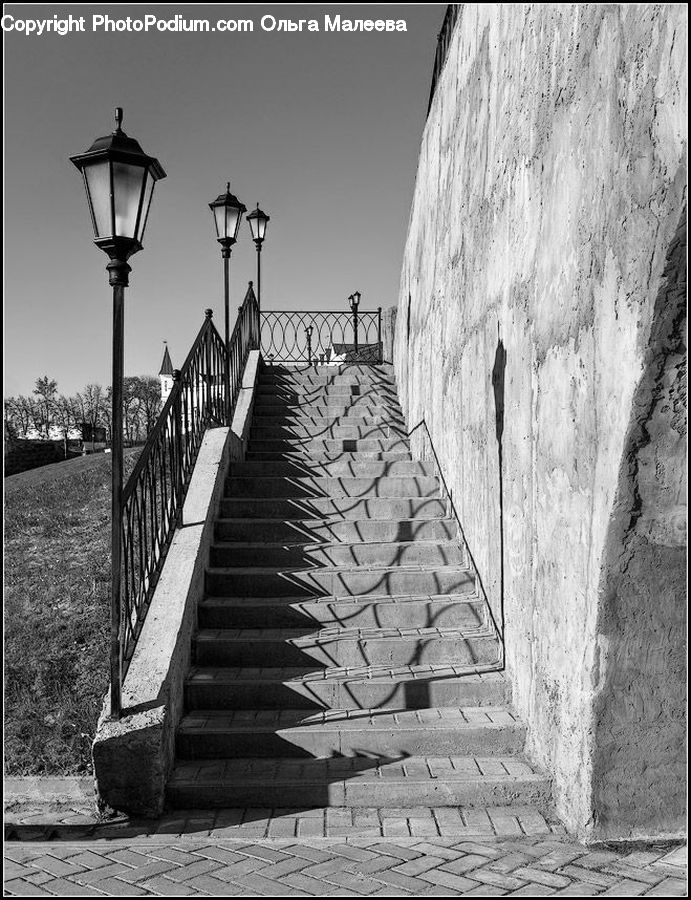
[4,3,443,396]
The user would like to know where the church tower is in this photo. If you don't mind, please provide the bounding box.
[159,342,174,403]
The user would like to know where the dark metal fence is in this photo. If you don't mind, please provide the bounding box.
[115,287,259,712]
[260,308,383,364]
[427,5,461,115]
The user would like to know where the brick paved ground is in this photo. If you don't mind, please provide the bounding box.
[4,835,687,896]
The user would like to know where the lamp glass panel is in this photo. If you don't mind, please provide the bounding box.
[83,161,112,239]
[137,169,156,243]
[212,204,226,239]
[112,161,147,238]
[227,205,242,241]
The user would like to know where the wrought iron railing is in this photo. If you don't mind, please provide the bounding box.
[260,308,383,364]
[115,286,259,715]
[427,4,461,115]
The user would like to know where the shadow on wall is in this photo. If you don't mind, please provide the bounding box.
[492,328,507,638]
[591,209,687,840]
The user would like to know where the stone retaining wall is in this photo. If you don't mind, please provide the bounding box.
[394,4,687,841]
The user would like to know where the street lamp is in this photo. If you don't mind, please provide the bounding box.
[209,183,246,421]
[70,107,166,719]
[247,204,270,311]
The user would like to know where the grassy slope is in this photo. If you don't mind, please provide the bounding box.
[5,451,138,775]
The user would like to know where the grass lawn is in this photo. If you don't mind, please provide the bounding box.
[4,451,139,775]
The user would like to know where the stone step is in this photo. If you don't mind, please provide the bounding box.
[205,564,475,598]
[176,707,526,760]
[247,438,411,454]
[257,365,396,384]
[245,450,413,462]
[185,664,509,710]
[249,423,407,441]
[214,516,456,544]
[258,373,397,387]
[194,626,495,668]
[208,540,465,570]
[167,755,551,809]
[252,406,402,420]
[249,413,407,429]
[218,496,447,520]
[225,475,439,500]
[229,460,433,478]
[255,384,400,401]
[198,593,486,630]
[253,399,403,416]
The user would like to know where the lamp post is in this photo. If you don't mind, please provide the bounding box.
[209,184,246,422]
[71,107,166,719]
[349,291,361,355]
[247,204,270,312]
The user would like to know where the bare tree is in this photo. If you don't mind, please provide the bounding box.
[72,383,109,441]
[122,377,141,443]
[15,396,38,438]
[53,395,78,458]
[134,376,162,437]
[32,376,58,440]
[3,397,27,440]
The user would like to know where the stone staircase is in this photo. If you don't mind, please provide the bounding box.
[167,363,551,819]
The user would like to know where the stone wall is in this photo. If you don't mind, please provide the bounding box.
[394,4,686,841]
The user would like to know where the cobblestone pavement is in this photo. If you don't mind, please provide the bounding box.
[4,835,687,896]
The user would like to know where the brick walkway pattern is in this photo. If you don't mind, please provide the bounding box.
[5,837,687,896]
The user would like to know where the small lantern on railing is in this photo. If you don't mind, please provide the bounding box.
[305,324,314,366]
[348,291,361,354]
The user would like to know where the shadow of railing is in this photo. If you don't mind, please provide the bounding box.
[408,418,505,658]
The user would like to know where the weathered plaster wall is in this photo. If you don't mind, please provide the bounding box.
[394,4,686,840]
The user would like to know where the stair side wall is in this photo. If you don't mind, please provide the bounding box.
[92,351,261,816]
[394,4,686,840]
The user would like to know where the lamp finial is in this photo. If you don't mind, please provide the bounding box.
[114,107,123,132]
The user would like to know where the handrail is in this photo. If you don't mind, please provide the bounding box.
[114,285,259,716]
[427,4,461,116]
[261,308,383,364]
